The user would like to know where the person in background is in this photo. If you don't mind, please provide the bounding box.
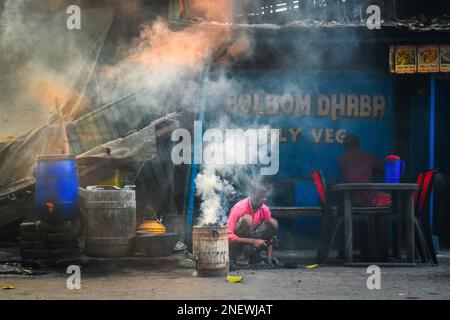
[336,133,391,260]
[227,185,279,267]
[338,133,391,206]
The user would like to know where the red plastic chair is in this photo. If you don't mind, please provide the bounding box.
[415,169,439,264]
[413,173,423,205]
[313,170,336,263]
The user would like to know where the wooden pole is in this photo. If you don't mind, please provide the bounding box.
[55,98,70,155]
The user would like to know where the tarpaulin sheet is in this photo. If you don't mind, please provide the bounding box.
[0,111,180,198]
[76,112,181,166]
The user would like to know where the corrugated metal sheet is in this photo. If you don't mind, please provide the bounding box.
[174,1,450,31]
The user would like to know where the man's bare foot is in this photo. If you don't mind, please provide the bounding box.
[267,257,280,267]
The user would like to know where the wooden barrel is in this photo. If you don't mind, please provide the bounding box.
[79,186,136,257]
[192,226,229,277]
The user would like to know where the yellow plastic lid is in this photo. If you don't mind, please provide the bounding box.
[138,220,166,234]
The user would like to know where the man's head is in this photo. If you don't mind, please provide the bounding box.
[249,185,268,210]
[343,133,360,151]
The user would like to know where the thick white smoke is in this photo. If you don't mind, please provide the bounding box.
[195,169,236,226]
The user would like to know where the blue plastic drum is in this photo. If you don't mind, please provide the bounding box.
[35,154,79,221]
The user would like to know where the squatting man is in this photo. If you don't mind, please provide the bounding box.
[227,184,279,267]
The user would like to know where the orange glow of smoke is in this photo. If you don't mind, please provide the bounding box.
[216,35,252,68]
[127,1,250,72]
[24,73,78,111]
[189,0,233,23]
[128,20,233,72]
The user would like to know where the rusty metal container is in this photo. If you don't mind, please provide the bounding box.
[79,186,136,257]
[192,226,229,277]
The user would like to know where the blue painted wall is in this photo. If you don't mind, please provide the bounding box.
[204,70,394,246]
[207,70,393,202]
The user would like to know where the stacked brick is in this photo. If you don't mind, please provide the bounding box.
[19,220,81,267]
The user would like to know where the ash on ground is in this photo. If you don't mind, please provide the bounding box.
[0,263,36,275]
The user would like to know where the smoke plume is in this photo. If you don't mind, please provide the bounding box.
[195,169,236,226]
[0,0,258,225]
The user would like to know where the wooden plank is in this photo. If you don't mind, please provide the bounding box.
[270,207,322,218]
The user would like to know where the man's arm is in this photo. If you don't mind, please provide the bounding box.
[263,206,277,263]
[232,237,267,248]
[227,209,267,248]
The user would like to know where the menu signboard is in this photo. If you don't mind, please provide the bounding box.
[395,46,416,74]
[418,45,439,73]
[440,45,450,72]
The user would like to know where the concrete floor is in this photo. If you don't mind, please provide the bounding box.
[1,251,450,300]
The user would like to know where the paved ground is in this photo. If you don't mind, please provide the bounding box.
[1,250,450,300]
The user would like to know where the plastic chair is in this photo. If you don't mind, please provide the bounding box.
[417,169,439,264]
[313,170,335,263]
[392,169,439,264]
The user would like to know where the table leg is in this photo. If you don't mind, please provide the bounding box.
[405,191,415,263]
[391,190,401,259]
[367,215,376,261]
[344,191,353,263]
[379,215,389,262]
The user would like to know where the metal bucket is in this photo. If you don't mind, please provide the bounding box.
[192,226,229,277]
[80,186,136,257]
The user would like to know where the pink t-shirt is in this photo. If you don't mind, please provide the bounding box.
[226,197,271,241]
